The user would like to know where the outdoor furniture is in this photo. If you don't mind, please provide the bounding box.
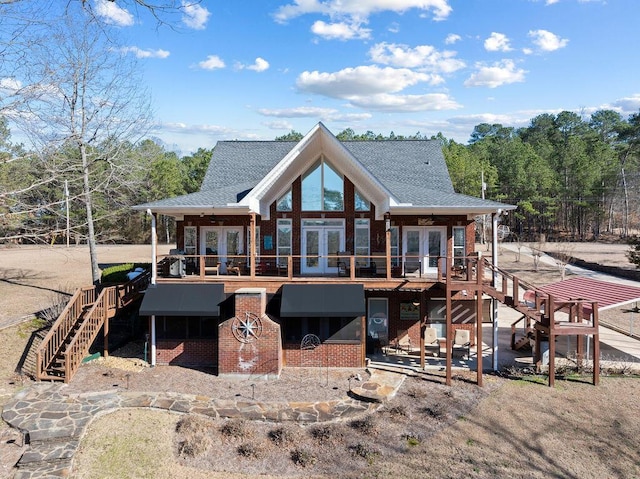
[452,329,471,359]
[204,256,221,275]
[226,261,241,275]
[393,329,412,354]
[424,327,440,357]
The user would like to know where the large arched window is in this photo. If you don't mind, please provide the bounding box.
[301,158,344,211]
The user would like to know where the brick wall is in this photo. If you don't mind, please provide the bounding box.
[218,288,282,378]
[156,339,216,366]
[283,342,363,368]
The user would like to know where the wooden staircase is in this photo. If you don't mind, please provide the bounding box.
[35,270,150,383]
[475,257,600,386]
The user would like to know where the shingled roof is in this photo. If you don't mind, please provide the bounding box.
[135,124,513,216]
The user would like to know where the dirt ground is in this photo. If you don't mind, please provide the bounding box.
[2,241,640,478]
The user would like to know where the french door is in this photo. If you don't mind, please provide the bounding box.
[301,220,344,274]
[200,227,243,272]
[403,227,447,275]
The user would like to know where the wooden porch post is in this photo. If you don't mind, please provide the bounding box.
[445,291,452,386]
[250,213,256,279]
[385,212,391,281]
[103,307,109,358]
[476,292,483,386]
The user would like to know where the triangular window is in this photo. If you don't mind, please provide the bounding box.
[277,189,292,211]
[301,157,344,211]
[354,189,370,211]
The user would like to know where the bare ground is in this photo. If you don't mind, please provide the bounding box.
[1,242,640,478]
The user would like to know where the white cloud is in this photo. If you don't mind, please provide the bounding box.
[311,20,371,40]
[528,29,569,52]
[368,42,465,73]
[545,0,560,4]
[610,94,640,113]
[95,0,134,27]
[197,55,225,70]
[464,60,527,88]
[258,106,339,117]
[248,57,270,72]
[484,32,512,52]
[264,120,295,130]
[349,92,462,112]
[120,47,170,59]
[445,33,461,45]
[296,65,437,98]
[273,0,453,24]
[235,58,270,71]
[258,107,373,122]
[182,1,211,30]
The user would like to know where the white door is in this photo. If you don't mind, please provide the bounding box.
[200,227,242,273]
[301,226,344,274]
[403,227,446,275]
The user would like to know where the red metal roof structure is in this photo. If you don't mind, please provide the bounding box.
[540,277,640,313]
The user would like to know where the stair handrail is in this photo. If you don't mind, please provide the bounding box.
[117,269,151,308]
[35,286,96,380]
[63,287,111,383]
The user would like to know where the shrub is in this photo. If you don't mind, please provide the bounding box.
[309,424,343,446]
[101,262,150,283]
[175,414,214,458]
[422,404,447,420]
[176,414,213,435]
[348,443,380,461]
[291,448,317,468]
[385,404,408,417]
[268,426,298,446]
[349,415,378,436]
[177,437,209,458]
[237,443,261,459]
[220,419,249,441]
[402,433,423,447]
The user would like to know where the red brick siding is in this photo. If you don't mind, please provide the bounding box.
[156,339,216,366]
[283,342,363,368]
[218,315,282,376]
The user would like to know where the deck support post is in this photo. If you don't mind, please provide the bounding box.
[250,213,256,279]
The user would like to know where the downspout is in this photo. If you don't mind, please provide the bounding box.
[147,209,157,285]
[491,210,501,372]
[147,208,157,367]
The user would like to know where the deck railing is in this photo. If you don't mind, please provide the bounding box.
[155,253,485,282]
[35,269,150,382]
[36,286,96,380]
[63,288,109,382]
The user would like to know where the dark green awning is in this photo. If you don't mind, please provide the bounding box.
[280,284,365,317]
[139,283,225,316]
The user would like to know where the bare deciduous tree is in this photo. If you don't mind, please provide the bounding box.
[8,5,152,283]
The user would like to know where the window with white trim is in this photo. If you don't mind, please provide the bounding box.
[453,226,465,266]
[354,189,370,211]
[247,226,260,261]
[276,189,292,211]
[184,226,197,255]
[301,157,344,211]
[354,219,369,260]
[277,219,292,266]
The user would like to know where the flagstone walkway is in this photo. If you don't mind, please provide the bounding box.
[1,369,405,479]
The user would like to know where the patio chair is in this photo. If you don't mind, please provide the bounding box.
[424,327,440,357]
[393,329,412,354]
[452,329,471,359]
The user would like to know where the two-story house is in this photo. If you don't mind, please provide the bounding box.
[134,122,516,384]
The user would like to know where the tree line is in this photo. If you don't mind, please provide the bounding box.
[2,3,640,285]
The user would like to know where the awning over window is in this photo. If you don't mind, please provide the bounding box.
[280,284,365,317]
[139,283,226,317]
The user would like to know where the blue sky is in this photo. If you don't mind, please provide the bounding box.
[79,0,640,153]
